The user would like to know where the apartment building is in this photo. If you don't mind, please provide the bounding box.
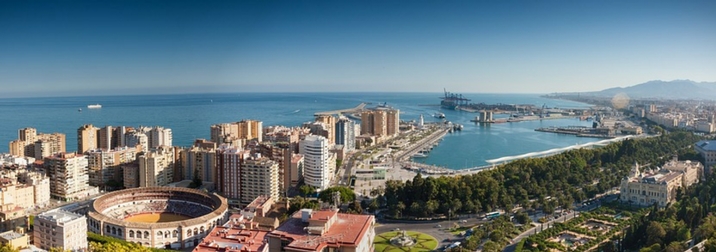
[33,209,87,251]
[299,135,336,190]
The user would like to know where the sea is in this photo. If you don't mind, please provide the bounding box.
[0,92,600,169]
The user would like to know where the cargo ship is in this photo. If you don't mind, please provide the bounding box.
[440,89,471,110]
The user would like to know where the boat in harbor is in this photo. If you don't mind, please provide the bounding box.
[433,112,446,119]
[87,104,102,109]
[412,152,428,158]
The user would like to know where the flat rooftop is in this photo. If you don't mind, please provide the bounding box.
[37,209,84,224]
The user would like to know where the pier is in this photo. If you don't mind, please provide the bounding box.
[394,126,450,161]
[314,103,368,116]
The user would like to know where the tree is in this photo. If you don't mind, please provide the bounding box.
[515,211,531,225]
[665,241,685,252]
[298,185,316,197]
[489,230,504,243]
[0,244,19,252]
[318,187,356,204]
[347,200,363,214]
[645,221,666,246]
[482,241,501,252]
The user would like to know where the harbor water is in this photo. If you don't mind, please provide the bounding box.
[0,92,599,169]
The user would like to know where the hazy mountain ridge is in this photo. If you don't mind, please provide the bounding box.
[580,80,716,100]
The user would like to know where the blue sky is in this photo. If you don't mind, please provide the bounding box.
[1,0,715,97]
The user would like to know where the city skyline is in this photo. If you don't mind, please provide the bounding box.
[1,0,715,97]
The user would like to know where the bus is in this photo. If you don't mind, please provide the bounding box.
[484,211,500,219]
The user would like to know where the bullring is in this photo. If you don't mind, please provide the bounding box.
[87,187,228,249]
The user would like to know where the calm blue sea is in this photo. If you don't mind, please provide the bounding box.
[0,92,598,169]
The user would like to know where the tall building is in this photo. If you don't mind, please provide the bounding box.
[299,135,336,190]
[182,144,217,183]
[210,120,263,147]
[98,126,113,150]
[138,146,175,187]
[77,124,99,153]
[44,152,90,200]
[315,115,336,144]
[335,117,356,151]
[386,109,400,136]
[18,128,37,143]
[216,145,249,206]
[124,130,148,152]
[148,126,173,148]
[360,108,399,138]
[32,133,66,159]
[113,126,127,149]
[87,146,139,188]
[240,155,280,205]
[122,163,140,189]
[33,209,87,251]
[8,128,65,158]
[258,142,293,194]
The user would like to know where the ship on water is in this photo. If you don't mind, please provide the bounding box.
[440,88,471,110]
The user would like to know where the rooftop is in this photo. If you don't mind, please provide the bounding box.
[37,209,84,224]
[193,222,269,252]
[696,140,716,151]
[267,209,374,251]
[0,231,24,241]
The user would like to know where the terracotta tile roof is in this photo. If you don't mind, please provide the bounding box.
[267,210,374,251]
[193,224,269,252]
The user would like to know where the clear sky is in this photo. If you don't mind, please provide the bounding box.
[1,0,715,97]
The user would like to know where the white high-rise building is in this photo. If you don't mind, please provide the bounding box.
[299,135,336,190]
[138,146,175,187]
[34,209,87,251]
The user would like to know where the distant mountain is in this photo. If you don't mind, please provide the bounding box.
[582,80,716,100]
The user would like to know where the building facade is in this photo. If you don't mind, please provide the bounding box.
[240,156,280,205]
[44,152,91,200]
[77,124,100,153]
[619,161,699,207]
[696,140,716,173]
[87,146,140,188]
[335,117,356,151]
[33,209,88,251]
[138,146,175,187]
[299,135,335,190]
[216,145,249,206]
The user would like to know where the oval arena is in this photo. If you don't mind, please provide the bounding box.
[87,187,228,249]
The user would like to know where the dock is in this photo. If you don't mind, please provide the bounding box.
[314,103,368,116]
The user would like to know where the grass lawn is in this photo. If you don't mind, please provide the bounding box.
[374,231,439,252]
[449,226,472,235]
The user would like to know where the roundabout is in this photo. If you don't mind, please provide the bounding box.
[375,231,439,252]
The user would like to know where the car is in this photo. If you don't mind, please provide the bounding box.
[460,220,468,223]
[392,228,400,231]
[435,224,442,228]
